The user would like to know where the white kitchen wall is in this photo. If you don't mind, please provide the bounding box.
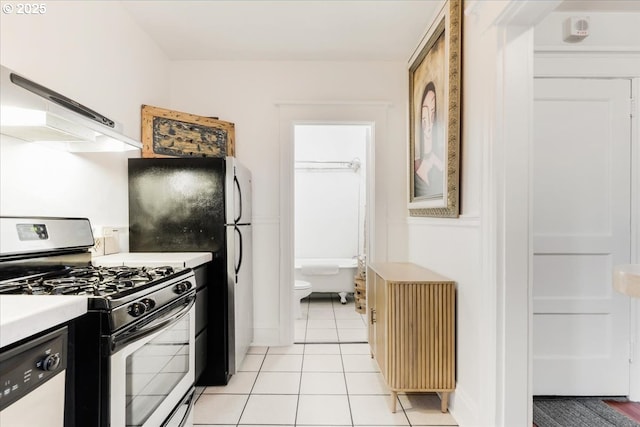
[0,137,137,232]
[0,2,169,233]
[168,60,409,345]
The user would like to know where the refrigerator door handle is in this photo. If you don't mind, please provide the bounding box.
[234,225,243,282]
[234,175,242,224]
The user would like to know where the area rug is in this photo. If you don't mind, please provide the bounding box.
[533,397,639,427]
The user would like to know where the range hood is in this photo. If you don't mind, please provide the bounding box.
[0,65,142,152]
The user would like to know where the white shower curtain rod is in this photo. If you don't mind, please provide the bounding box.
[295,159,361,171]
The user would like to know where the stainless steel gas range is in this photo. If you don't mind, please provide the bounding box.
[0,217,196,427]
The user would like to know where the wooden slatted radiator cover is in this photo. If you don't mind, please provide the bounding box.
[367,262,456,412]
[386,281,455,390]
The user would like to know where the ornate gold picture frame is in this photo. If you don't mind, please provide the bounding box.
[408,0,461,217]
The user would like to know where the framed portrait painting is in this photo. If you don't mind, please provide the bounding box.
[408,0,461,217]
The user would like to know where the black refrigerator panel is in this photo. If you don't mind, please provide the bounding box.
[128,157,227,252]
[128,157,231,385]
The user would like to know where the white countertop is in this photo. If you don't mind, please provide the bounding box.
[92,252,212,269]
[0,296,88,348]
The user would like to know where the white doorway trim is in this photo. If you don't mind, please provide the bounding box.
[633,77,640,402]
[277,102,389,345]
[492,26,536,427]
[475,1,561,426]
[486,1,640,425]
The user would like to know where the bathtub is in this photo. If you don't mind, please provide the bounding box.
[294,258,357,304]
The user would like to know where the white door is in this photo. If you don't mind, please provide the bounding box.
[532,78,632,395]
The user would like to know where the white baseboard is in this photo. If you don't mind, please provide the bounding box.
[449,385,483,427]
[631,347,640,402]
[630,300,640,402]
[251,328,282,347]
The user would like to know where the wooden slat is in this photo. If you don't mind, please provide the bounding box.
[368,262,456,412]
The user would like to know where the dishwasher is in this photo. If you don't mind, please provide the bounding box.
[0,326,67,427]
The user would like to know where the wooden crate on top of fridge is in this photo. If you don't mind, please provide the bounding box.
[141,104,235,158]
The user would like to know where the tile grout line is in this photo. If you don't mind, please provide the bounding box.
[234,349,267,427]
[332,293,340,342]
[300,293,368,344]
[296,295,310,344]
[294,342,306,426]
[195,342,457,426]
[339,341,356,427]
[303,296,310,342]
[396,389,413,427]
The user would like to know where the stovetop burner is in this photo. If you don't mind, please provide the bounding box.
[0,265,178,297]
[0,217,198,336]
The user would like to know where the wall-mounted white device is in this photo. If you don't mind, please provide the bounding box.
[563,17,590,42]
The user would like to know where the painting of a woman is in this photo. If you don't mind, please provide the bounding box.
[409,0,461,217]
[411,28,446,202]
[414,81,444,199]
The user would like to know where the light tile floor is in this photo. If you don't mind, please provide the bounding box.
[194,343,458,426]
[295,292,368,343]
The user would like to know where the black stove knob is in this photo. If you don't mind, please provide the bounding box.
[128,302,146,317]
[40,353,61,372]
[141,298,156,311]
[173,281,192,294]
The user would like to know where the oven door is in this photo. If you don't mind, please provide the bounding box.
[109,293,196,427]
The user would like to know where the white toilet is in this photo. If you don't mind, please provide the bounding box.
[294,280,312,319]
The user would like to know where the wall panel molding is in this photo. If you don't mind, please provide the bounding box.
[407,214,480,228]
[252,217,279,225]
[535,53,640,78]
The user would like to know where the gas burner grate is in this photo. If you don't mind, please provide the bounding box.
[0,265,179,297]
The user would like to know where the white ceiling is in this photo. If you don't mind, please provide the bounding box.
[121,0,640,62]
[120,0,442,61]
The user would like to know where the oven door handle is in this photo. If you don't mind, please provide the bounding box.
[162,386,196,427]
[109,294,195,353]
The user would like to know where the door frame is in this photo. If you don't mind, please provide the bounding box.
[277,102,389,345]
[534,57,640,399]
[490,3,640,425]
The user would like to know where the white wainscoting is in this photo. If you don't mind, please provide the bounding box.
[251,217,282,346]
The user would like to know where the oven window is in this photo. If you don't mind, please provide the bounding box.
[125,313,190,427]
